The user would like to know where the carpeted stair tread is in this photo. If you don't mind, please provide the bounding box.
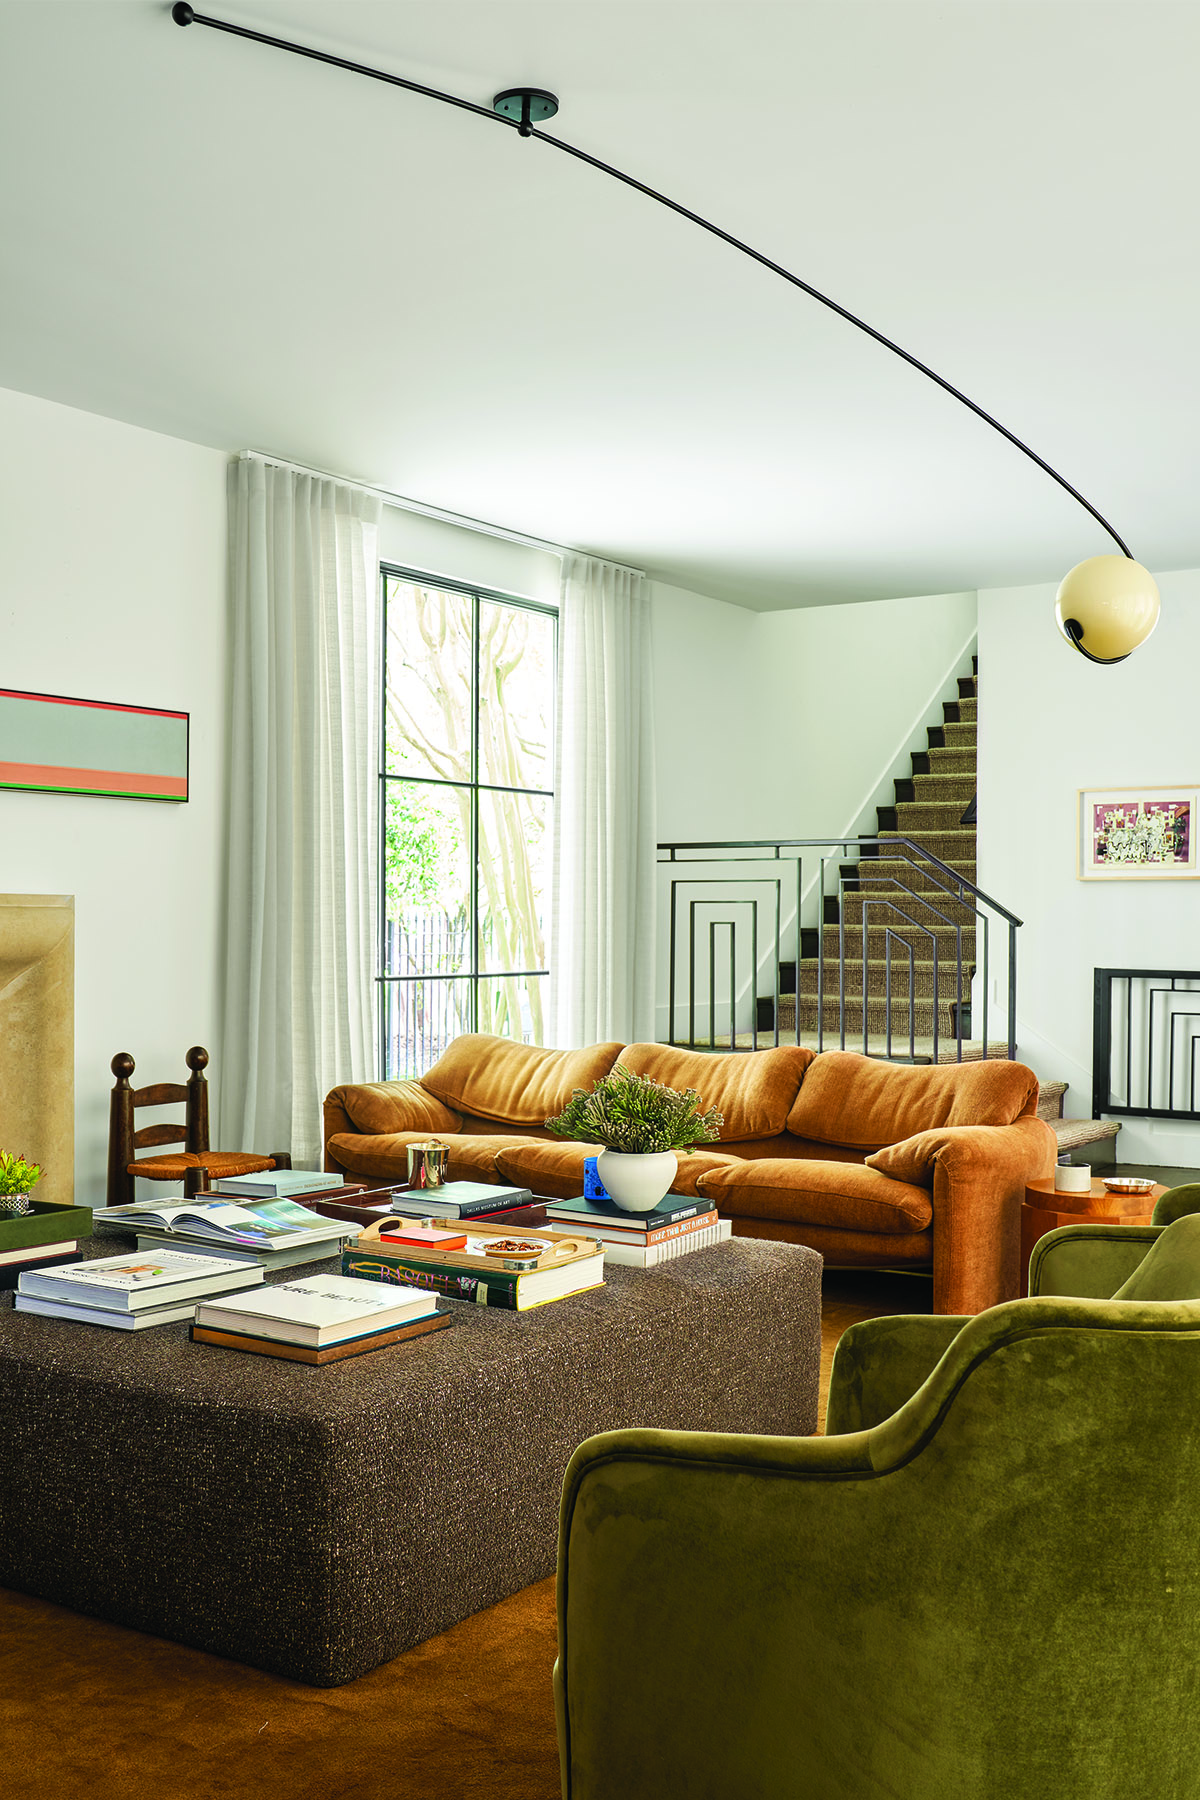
[820,923,977,956]
[912,773,976,804]
[941,722,976,747]
[799,960,974,1001]
[926,748,976,775]
[1052,1117,1122,1150]
[712,1029,1012,1062]
[956,697,977,722]
[850,860,978,902]
[1037,1079,1068,1120]
[797,995,963,1036]
[894,802,978,832]
[878,828,977,857]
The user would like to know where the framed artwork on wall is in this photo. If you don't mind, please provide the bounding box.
[0,688,189,802]
[1078,786,1199,880]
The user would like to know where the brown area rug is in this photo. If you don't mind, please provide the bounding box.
[1,1270,928,1799]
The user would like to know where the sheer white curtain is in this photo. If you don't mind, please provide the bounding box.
[549,552,657,1047]
[221,456,382,1164]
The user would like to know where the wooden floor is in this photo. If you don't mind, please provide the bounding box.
[0,1270,921,1800]
[817,1266,932,1428]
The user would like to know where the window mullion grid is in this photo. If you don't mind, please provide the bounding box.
[470,587,481,1034]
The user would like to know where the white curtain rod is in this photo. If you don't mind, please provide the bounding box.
[239,450,645,577]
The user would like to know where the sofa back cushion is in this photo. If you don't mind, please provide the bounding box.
[339,1079,462,1136]
[785,1051,1040,1152]
[616,1043,814,1142]
[420,1034,624,1127]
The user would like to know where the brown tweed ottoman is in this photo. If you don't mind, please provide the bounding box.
[0,1234,821,1686]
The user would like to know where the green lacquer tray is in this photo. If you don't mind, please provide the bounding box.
[0,1200,92,1254]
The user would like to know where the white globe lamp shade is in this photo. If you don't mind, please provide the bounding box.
[1055,556,1160,664]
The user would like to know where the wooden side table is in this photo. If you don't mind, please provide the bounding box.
[1020,1176,1170,1295]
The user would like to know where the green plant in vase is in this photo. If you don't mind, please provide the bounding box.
[547,1067,723,1214]
[0,1151,43,1218]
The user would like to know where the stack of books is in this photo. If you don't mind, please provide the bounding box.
[346,1219,605,1311]
[540,1193,733,1267]
[191,1272,451,1365]
[14,1248,264,1329]
[311,1180,547,1231]
[94,1195,353,1269]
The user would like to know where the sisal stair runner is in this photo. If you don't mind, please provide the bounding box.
[754,656,1119,1157]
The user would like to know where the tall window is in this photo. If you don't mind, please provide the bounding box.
[380,570,557,1078]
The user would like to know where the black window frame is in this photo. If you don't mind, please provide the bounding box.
[378,562,559,1077]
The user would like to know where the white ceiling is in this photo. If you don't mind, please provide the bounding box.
[2,0,1199,609]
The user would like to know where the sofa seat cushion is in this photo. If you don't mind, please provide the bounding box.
[325,1131,531,1185]
[785,1051,1041,1151]
[729,1216,934,1265]
[616,1043,813,1141]
[338,1079,463,1136]
[696,1158,933,1233]
[420,1035,623,1126]
[494,1140,742,1203]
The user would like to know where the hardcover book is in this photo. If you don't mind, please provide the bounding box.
[542,1193,706,1230]
[95,1197,349,1251]
[344,1223,604,1312]
[193,1272,439,1347]
[599,1218,733,1267]
[190,1308,453,1365]
[16,1247,265,1311]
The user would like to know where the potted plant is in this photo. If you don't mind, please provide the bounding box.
[0,1151,43,1219]
[546,1067,723,1213]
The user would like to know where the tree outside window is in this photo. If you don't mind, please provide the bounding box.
[380,572,556,1078]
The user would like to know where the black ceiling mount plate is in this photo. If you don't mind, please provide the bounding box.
[493,88,559,132]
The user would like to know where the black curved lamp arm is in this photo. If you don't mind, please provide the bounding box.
[170,1,1133,562]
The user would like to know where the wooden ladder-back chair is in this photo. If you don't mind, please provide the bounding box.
[106,1046,290,1207]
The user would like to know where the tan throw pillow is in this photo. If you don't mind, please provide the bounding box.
[340,1080,462,1136]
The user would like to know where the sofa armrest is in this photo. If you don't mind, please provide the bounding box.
[322,1080,463,1174]
[323,1091,355,1174]
[1029,1223,1160,1299]
[825,1313,971,1435]
[867,1116,1058,1313]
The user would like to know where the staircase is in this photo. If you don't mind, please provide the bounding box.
[767,656,1120,1163]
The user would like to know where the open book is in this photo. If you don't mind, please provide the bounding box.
[97,1196,350,1250]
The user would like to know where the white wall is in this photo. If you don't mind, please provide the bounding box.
[0,386,228,1205]
[978,567,1200,1164]
[650,581,978,1036]
[652,583,977,842]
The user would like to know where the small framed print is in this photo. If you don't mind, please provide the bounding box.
[1078,786,1199,880]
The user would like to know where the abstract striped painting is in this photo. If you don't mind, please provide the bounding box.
[0,689,189,802]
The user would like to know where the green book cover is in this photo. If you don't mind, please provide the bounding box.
[342,1247,521,1310]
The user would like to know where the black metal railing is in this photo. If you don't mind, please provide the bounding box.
[1093,968,1200,1121]
[658,837,1020,1063]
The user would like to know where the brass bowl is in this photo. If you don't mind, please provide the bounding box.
[1101,1177,1156,1197]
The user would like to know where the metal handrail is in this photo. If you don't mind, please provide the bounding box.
[657,835,1020,1062]
[658,836,1023,929]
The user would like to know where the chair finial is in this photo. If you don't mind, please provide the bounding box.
[186,1046,209,1073]
[111,1052,135,1080]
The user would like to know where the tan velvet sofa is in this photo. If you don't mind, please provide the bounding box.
[324,1035,1057,1314]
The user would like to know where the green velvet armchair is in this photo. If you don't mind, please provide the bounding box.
[554,1213,1200,1800]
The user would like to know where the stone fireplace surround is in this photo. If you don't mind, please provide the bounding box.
[0,895,74,1208]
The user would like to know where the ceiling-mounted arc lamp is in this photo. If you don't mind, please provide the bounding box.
[169,2,1161,665]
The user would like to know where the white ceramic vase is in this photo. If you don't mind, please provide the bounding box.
[595,1149,678,1214]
